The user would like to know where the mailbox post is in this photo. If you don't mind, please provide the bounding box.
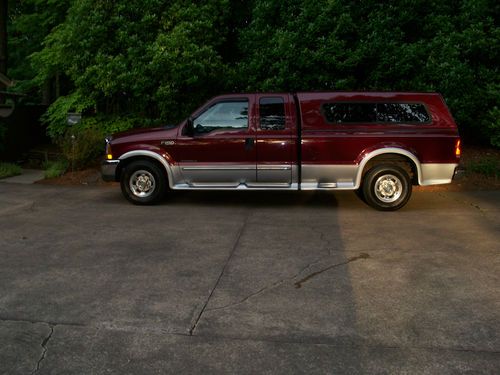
[66,112,82,172]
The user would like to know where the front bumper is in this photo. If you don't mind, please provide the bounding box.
[101,159,120,182]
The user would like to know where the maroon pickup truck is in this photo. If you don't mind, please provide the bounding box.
[102,92,461,210]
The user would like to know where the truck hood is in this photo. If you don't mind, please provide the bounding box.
[109,125,178,144]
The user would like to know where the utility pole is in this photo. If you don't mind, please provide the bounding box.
[0,0,7,76]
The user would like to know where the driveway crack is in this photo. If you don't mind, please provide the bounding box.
[205,256,325,312]
[294,253,370,288]
[0,317,83,327]
[205,228,341,312]
[188,212,250,335]
[31,324,54,374]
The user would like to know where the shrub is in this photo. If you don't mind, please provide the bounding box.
[467,157,500,178]
[43,160,68,179]
[56,116,134,169]
[0,162,22,179]
[485,107,500,148]
[57,127,103,170]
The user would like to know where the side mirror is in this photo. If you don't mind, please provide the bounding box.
[185,117,194,137]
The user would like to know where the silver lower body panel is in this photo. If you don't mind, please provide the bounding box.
[301,164,358,190]
[420,163,458,185]
[179,164,256,184]
[169,162,458,190]
[175,163,296,187]
[300,163,458,189]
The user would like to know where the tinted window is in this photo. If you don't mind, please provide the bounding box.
[323,103,377,123]
[194,100,248,133]
[260,97,285,130]
[376,103,430,123]
[322,102,430,124]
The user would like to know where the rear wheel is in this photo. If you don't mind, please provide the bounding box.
[362,164,412,211]
[120,160,167,205]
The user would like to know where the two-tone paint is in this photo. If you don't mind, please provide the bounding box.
[102,92,460,190]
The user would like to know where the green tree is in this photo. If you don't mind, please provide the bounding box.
[149,0,230,120]
[30,0,231,137]
[7,0,500,147]
[8,0,71,95]
[239,0,499,146]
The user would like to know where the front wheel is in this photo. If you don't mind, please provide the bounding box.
[120,160,167,205]
[362,164,412,211]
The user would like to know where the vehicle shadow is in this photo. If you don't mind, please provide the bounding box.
[164,189,342,209]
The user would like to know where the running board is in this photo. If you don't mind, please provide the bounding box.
[300,181,356,190]
[172,182,297,190]
[317,181,355,189]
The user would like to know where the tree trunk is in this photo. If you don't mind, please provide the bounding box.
[0,0,7,76]
[55,72,60,98]
[42,80,51,105]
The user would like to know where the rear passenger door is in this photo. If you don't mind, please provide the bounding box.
[255,95,294,186]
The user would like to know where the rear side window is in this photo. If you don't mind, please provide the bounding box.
[260,97,285,130]
[377,103,430,123]
[322,102,430,124]
[323,103,376,123]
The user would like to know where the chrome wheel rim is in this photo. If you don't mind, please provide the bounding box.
[374,174,402,203]
[129,170,156,198]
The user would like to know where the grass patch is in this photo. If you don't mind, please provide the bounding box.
[0,162,22,179]
[43,160,68,179]
[466,157,500,178]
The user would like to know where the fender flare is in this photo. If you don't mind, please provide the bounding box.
[119,150,175,188]
[354,147,423,188]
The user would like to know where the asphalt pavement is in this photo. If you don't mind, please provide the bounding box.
[0,183,499,374]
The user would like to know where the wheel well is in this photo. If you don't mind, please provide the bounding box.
[361,153,418,184]
[116,156,169,183]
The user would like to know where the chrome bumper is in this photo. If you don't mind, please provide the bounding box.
[101,160,120,182]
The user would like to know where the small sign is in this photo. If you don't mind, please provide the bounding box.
[67,112,82,126]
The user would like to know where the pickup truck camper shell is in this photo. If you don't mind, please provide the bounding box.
[102,92,461,210]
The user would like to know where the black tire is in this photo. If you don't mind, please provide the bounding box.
[120,160,167,205]
[362,164,412,211]
[355,188,366,203]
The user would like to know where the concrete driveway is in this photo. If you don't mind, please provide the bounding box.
[0,183,499,374]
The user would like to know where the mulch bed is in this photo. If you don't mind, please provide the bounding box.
[36,168,117,187]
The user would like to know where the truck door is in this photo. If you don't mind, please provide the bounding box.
[255,95,295,186]
[176,95,256,187]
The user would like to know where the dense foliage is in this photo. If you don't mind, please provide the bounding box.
[7,0,500,146]
[8,0,71,93]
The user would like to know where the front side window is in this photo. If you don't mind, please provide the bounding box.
[322,102,430,124]
[260,97,285,130]
[194,100,248,133]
